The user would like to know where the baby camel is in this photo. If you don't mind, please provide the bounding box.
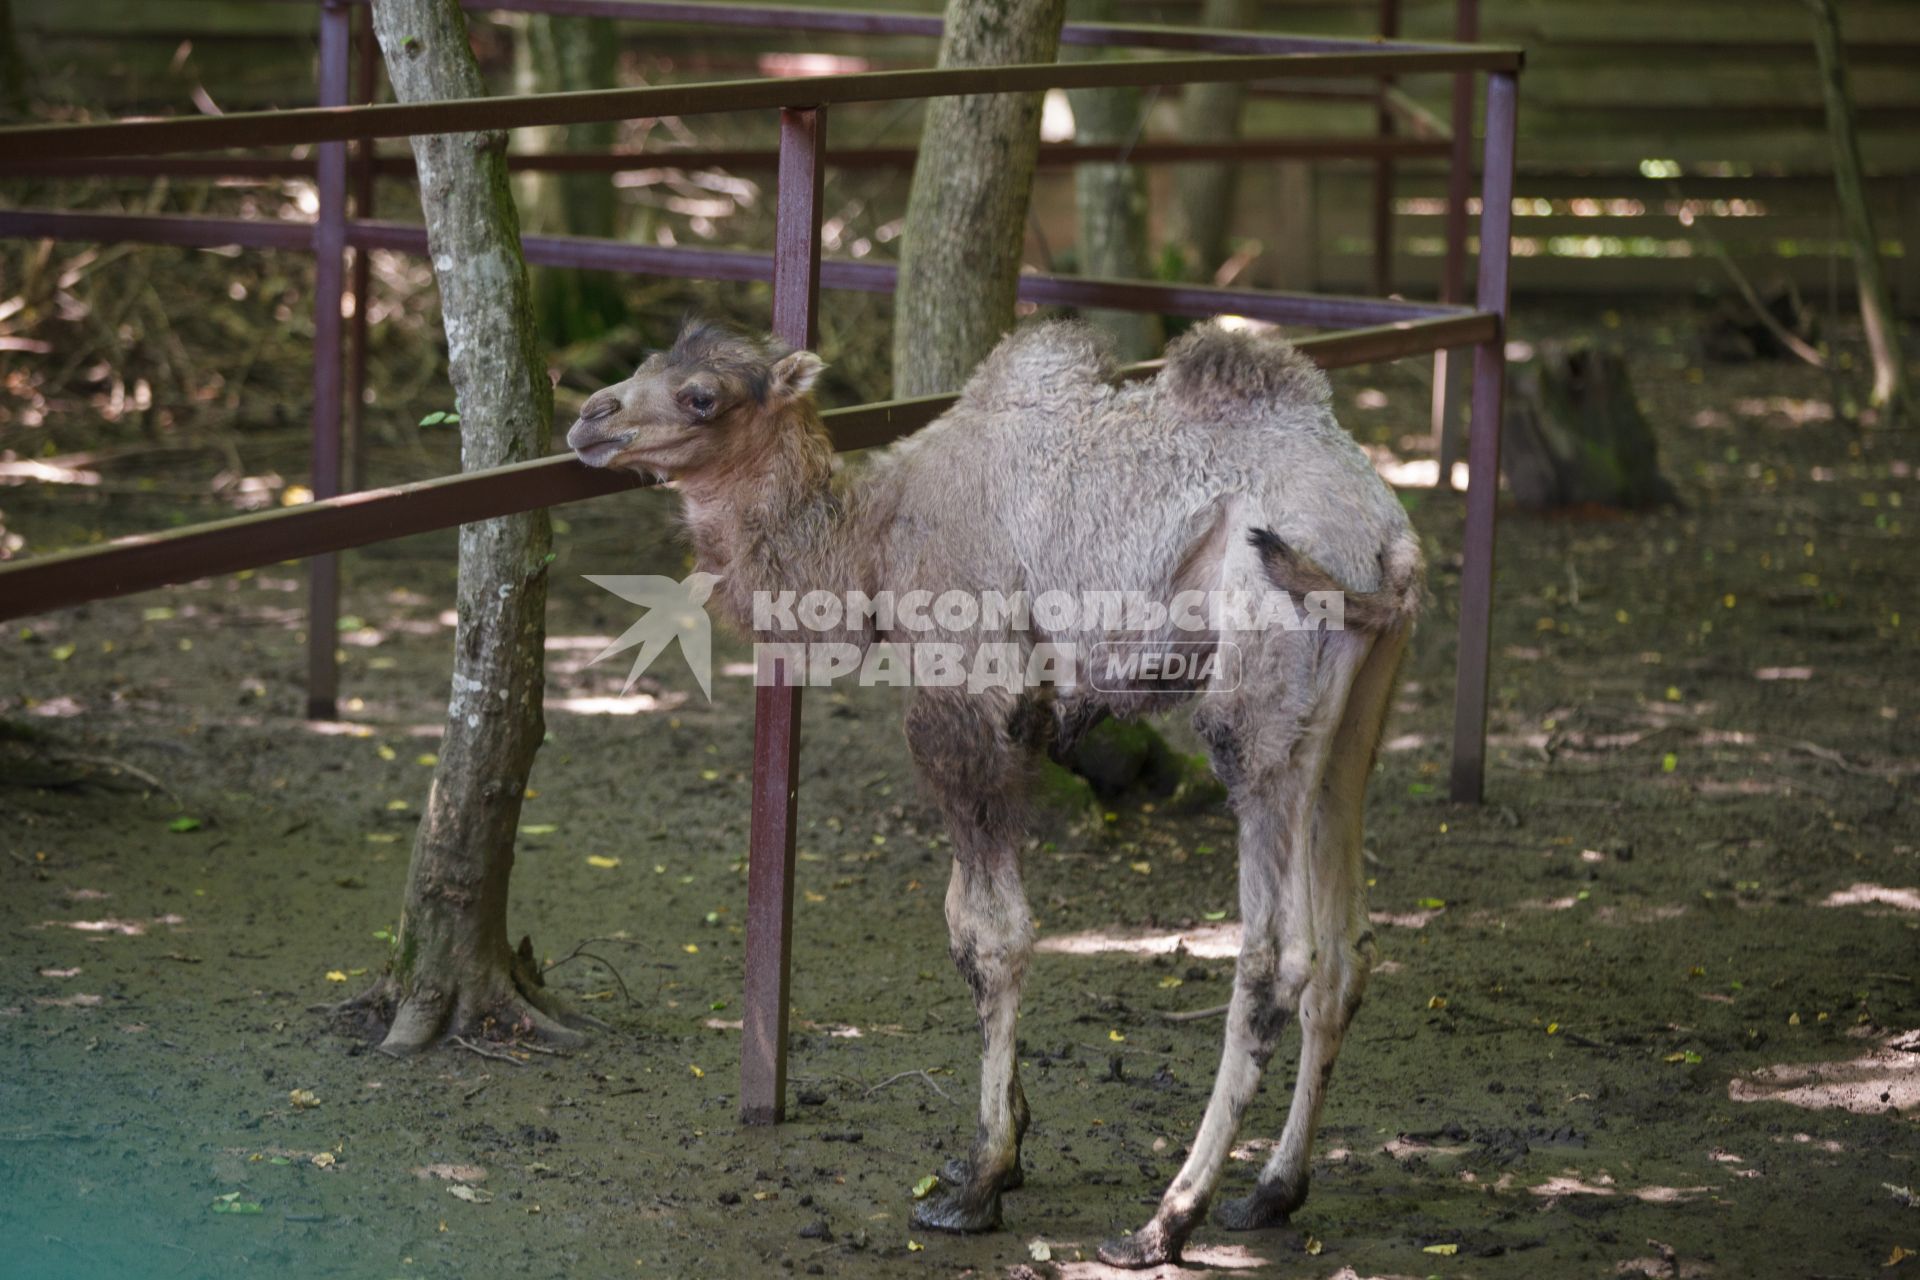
[568,318,1422,1267]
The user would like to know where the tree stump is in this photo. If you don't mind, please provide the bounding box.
[1501,343,1679,512]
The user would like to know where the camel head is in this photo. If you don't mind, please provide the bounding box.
[566,320,825,482]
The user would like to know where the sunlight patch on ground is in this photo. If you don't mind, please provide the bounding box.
[1037,920,1433,962]
[24,695,85,717]
[1529,1173,1709,1204]
[1360,445,1469,490]
[1820,883,1920,912]
[1385,1136,1473,1160]
[551,693,680,715]
[1051,1241,1272,1277]
[39,914,185,937]
[1037,923,1241,959]
[1728,1030,1920,1114]
[702,1017,872,1038]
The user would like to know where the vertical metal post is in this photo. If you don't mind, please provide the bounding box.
[346,1,378,494]
[1431,0,1478,488]
[1449,69,1517,805]
[308,0,350,721]
[741,105,825,1127]
[1370,0,1401,297]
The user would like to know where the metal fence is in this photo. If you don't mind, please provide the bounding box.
[0,0,1521,1128]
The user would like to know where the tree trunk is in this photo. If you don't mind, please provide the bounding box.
[1805,0,1911,423]
[1066,0,1160,361]
[515,13,627,346]
[364,0,588,1053]
[1503,343,1679,512]
[892,0,1068,397]
[0,0,30,119]
[1168,0,1256,280]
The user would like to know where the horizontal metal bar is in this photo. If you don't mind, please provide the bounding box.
[0,209,1467,329]
[258,0,1488,60]
[0,49,1520,164]
[0,310,1497,623]
[0,208,314,251]
[0,134,1452,181]
[0,458,651,624]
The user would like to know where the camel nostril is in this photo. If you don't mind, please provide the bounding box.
[579,395,619,423]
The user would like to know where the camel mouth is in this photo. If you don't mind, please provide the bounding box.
[570,428,638,469]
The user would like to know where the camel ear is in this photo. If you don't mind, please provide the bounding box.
[769,349,825,402]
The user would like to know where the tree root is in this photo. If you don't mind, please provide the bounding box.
[318,936,608,1057]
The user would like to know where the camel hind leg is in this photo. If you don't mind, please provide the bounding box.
[1217,621,1408,1229]
[1098,628,1370,1268]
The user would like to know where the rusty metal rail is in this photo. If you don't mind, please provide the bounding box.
[0,1,1521,1128]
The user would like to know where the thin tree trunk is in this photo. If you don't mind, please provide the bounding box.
[1806,0,1911,422]
[0,0,30,119]
[515,13,626,346]
[364,0,588,1053]
[1169,0,1256,280]
[892,0,1068,397]
[1066,0,1160,361]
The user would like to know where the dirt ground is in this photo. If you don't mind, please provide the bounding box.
[2,302,1917,1280]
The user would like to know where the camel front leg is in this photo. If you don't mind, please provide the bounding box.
[912,850,1034,1232]
[905,689,1036,1234]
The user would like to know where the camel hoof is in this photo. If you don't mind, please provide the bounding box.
[941,1156,1024,1191]
[1214,1188,1296,1232]
[911,1185,1002,1234]
[1096,1223,1179,1270]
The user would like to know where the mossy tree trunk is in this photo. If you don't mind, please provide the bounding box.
[1503,343,1679,512]
[366,0,589,1053]
[0,0,29,119]
[892,0,1068,397]
[515,13,627,347]
[1168,0,1256,280]
[1066,0,1160,361]
[1805,0,1911,423]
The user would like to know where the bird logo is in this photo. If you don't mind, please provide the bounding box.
[582,571,723,700]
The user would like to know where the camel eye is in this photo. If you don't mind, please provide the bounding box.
[680,388,717,420]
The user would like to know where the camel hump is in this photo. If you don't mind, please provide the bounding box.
[1161,321,1331,417]
[955,321,1118,414]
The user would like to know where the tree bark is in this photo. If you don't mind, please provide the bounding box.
[364,0,587,1053]
[1066,0,1160,361]
[0,0,30,119]
[1168,0,1256,280]
[1805,0,1911,422]
[1502,343,1679,512]
[892,0,1068,397]
[515,13,627,346]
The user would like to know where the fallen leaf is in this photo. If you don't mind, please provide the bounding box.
[1109,1029,1126,1043]
[288,1089,321,1109]
[521,824,558,836]
[1424,1242,1459,1256]
[1305,1235,1323,1256]
[325,970,348,983]
[586,855,621,869]
[1887,1245,1913,1267]
[1130,861,1152,875]
[1028,1240,1052,1262]
[912,1174,940,1200]
[448,1184,494,1204]
[167,816,201,833]
[311,1152,336,1169]
[907,1240,924,1253]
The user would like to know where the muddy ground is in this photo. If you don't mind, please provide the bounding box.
[2,304,1917,1280]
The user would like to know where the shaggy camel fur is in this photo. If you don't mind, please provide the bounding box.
[568,318,1422,1267]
